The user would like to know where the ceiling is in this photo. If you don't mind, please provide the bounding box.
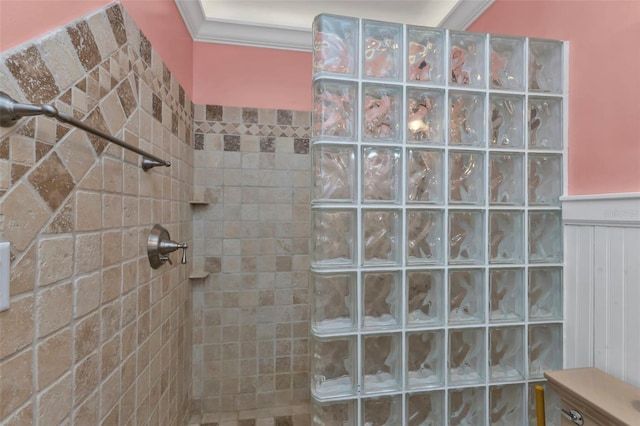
[175,0,494,51]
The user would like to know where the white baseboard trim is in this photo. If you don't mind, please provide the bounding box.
[561,193,640,226]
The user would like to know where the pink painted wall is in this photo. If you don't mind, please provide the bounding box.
[192,43,311,110]
[0,0,193,94]
[469,0,640,195]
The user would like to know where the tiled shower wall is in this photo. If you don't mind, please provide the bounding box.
[0,4,194,425]
[191,106,312,416]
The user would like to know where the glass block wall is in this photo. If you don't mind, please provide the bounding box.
[310,14,565,426]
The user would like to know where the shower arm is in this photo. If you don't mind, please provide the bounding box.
[0,91,171,171]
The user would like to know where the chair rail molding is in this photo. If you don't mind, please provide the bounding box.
[562,193,640,227]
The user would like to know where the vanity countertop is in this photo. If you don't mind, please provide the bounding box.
[545,367,640,426]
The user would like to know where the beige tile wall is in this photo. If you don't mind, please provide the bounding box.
[191,106,311,415]
[0,4,194,425]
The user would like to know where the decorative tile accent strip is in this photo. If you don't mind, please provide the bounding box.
[5,45,60,104]
[66,21,102,72]
[223,135,241,151]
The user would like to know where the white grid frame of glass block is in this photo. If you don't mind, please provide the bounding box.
[311,15,568,426]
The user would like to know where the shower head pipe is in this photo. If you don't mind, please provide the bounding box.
[0,91,171,171]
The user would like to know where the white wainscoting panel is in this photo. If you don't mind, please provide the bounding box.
[563,193,640,388]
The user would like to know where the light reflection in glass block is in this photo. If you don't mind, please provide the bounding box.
[449,387,486,425]
[407,330,445,389]
[363,20,402,80]
[362,333,402,393]
[449,328,485,385]
[449,92,486,146]
[490,36,525,90]
[490,153,524,205]
[489,210,524,264]
[312,209,355,267]
[363,271,401,329]
[312,80,357,140]
[490,384,525,425]
[528,154,562,205]
[528,323,562,379]
[450,31,486,88]
[407,88,445,143]
[312,272,356,334]
[311,399,357,426]
[407,270,444,327]
[312,144,356,202]
[449,151,485,204]
[311,335,356,398]
[529,39,563,93]
[362,146,401,203]
[407,26,445,84]
[529,267,562,321]
[489,326,525,382]
[449,210,485,265]
[449,269,485,325]
[490,94,524,148]
[362,395,402,426]
[407,391,445,426]
[529,97,562,150]
[407,149,444,203]
[363,210,401,266]
[407,209,444,265]
[312,14,358,77]
[489,268,524,323]
[529,211,562,263]
[528,381,561,426]
[363,84,402,141]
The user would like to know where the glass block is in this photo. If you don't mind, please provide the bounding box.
[528,267,562,321]
[489,153,525,205]
[312,144,356,203]
[313,80,357,141]
[528,211,562,263]
[450,31,486,88]
[449,151,485,204]
[490,384,525,425]
[311,335,356,398]
[490,94,524,148]
[362,333,402,393]
[528,323,562,379]
[529,39,563,93]
[363,20,402,80]
[489,326,525,382]
[449,92,485,146]
[489,210,524,264]
[407,210,444,265]
[528,154,562,205]
[312,209,355,267]
[407,26,445,84]
[528,381,561,426]
[490,36,525,90]
[407,330,445,389]
[449,387,486,425]
[363,210,401,266]
[311,272,356,334]
[407,391,445,426]
[407,270,444,327]
[362,271,401,329]
[489,268,525,323]
[363,84,402,141]
[407,149,444,203]
[449,210,484,265]
[312,14,358,77]
[529,97,562,149]
[312,399,357,426]
[449,328,485,385]
[362,395,402,425]
[449,269,485,325]
[362,146,401,203]
[407,88,445,143]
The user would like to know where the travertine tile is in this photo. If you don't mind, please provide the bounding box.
[0,349,33,418]
[0,183,50,251]
[37,327,72,389]
[67,20,102,72]
[87,11,118,60]
[28,151,75,211]
[0,295,34,359]
[40,28,86,90]
[38,235,74,286]
[37,373,72,425]
[5,45,60,104]
[10,245,36,296]
[1,402,33,426]
[36,282,72,337]
[74,271,101,318]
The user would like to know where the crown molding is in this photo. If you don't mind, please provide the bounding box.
[175,0,495,51]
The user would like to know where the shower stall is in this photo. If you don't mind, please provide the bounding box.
[310,14,565,425]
